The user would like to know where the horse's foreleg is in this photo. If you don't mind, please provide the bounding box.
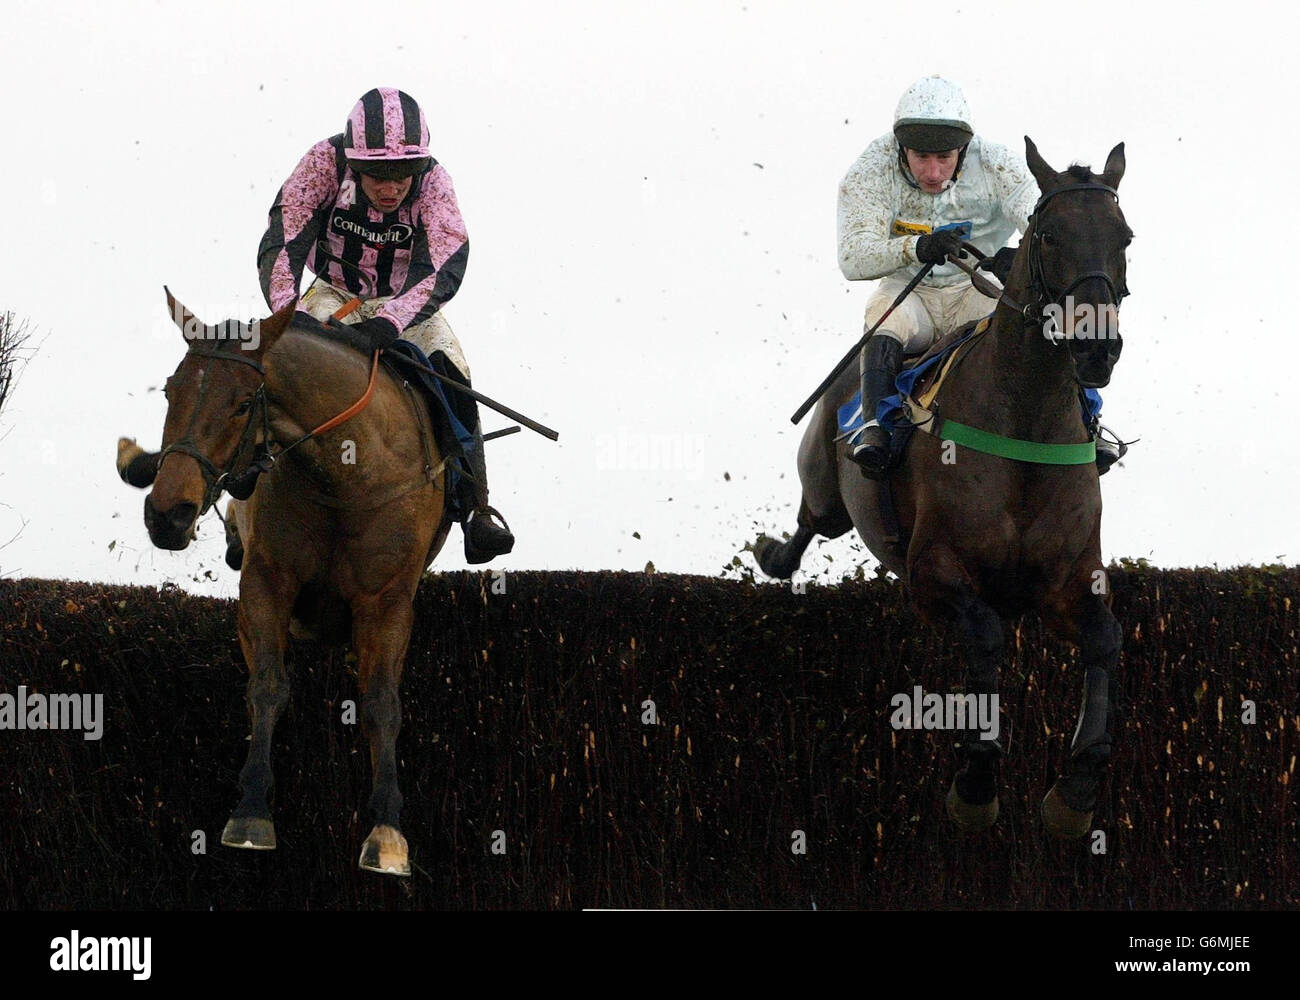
[224,499,246,571]
[1042,592,1122,837]
[221,560,296,851]
[351,592,415,877]
[912,552,1004,832]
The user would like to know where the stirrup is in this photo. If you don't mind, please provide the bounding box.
[849,421,890,476]
[464,505,515,564]
[1094,423,1129,476]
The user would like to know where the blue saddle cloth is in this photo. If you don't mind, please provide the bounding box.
[836,324,1103,442]
[380,339,478,520]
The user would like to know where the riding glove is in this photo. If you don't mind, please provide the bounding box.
[977,246,1017,284]
[353,316,401,351]
[914,229,968,265]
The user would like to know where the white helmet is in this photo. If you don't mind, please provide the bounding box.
[893,76,973,153]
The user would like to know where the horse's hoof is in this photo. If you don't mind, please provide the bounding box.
[753,536,780,578]
[754,536,795,579]
[116,438,144,480]
[359,824,410,877]
[946,780,999,833]
[221,816,277,850]
[1041,785,1093,838]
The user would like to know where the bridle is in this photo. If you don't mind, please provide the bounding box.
[157,347,271,516]
[156,339,383,517]
[993,182,1129,328]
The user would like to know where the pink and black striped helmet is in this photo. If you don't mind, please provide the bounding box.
[343,87,432,179]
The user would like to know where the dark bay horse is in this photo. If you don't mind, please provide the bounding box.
[119,291,450,876]
[756,138,1131,838]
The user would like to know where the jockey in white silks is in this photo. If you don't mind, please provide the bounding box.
[838,75,1123,476]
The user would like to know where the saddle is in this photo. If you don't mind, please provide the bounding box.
[831,316,993,554]
[836,314,993,468]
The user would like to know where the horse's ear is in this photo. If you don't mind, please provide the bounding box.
[1024,136,1057,192]
[1101,142,1125,190]
[253,298,298,353]
[164,286,207,345]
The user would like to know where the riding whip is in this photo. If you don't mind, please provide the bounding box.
[790,261,936,425]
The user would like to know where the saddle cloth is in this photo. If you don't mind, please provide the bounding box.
[836,316,1103,443]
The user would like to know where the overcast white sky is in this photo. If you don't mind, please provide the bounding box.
[1,0,1294,597]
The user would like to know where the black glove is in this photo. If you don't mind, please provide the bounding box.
[914,228,969,265]
[353,316,400,351]
[977,246,1017,284]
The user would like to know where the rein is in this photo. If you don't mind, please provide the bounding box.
[278,349,380,445]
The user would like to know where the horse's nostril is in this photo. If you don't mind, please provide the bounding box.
[168,503,198,531]
[146,495,198,532]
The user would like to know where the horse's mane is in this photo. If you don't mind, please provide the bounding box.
[1065,163,1095,182]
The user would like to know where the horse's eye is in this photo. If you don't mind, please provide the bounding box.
[235,399,253,416]
[1039,231,1054,247]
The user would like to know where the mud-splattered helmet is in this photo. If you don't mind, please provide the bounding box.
[893,76,974,152]
[343,87,432,180]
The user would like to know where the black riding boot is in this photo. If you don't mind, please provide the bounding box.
[849,334,905,479]
[457,423,515,564]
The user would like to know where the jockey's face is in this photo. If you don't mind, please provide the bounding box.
[359,173,414,213]
[905,148,960,194]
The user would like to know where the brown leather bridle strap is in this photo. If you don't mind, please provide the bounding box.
[188,345,266,374]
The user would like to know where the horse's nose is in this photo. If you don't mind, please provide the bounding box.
[144,495,198,548]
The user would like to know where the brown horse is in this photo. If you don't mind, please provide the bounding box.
[756,138,1131,838]
[119,290,450,876]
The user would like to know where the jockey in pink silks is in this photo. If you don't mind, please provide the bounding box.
[258,86,513,563]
